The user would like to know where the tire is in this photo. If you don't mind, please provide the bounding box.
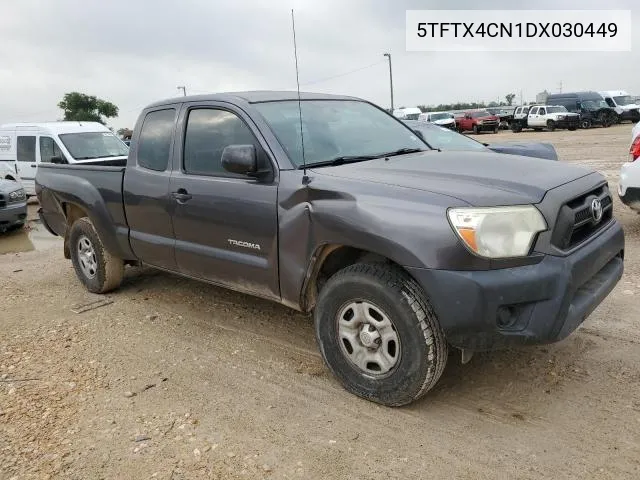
[314,263,448,406]
[511,122,522,133]
[568,127,576,131]
[546,120,556,132]
[68,217,124,293]
[473,124,479,134]
[581,119,592,129]
[493,127,498,134]
[533,128,543,132]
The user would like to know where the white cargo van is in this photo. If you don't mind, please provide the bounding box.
[599,90,640,123]
[0,122,129,195]
[392,107,422,120]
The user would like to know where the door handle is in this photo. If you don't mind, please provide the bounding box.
[30,164,37,168]
[171,189,192,204]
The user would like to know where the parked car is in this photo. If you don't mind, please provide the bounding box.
[546,92,618,129]
[37,91,624,406]
[0,122,129,196]
[599,90,640,123]
[0,177,27,232]
[511,105,579,132]
[404,121,558,160]
[0,162,20,182]
[456,110,500,134]
[618,121,640,210]
[417,111,456,129]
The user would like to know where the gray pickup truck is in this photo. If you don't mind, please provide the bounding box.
[36,92,624,406]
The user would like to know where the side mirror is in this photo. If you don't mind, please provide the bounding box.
[221,145,257,175]
[50,156,66,164]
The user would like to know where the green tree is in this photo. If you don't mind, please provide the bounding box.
[58,92,119,125]
[505,93,516,106]
[117,127,133,139]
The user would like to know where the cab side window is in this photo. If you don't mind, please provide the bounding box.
[539,107,546,115]
[17,136,36,163]
[39,137,67,164]
[183,108,265,177]
[530,107,539,115]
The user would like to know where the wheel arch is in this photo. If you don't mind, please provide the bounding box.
[300,243,414,312]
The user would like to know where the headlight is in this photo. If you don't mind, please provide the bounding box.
[477,120,484,124]
[447,205,547,258]
[8,189,26,202]
[558,115,567,120]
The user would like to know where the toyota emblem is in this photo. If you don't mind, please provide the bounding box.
[591,198,603,223]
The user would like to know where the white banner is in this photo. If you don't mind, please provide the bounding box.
[406,10,632,52]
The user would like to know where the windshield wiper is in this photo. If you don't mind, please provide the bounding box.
[378,147,426,157]
[299,155,381,169]
[300,148,426,169]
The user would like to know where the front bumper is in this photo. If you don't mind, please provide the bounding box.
[555,117,580,128]
[407,220,624,351]
[619,185,640,211]
[0,201,28,229]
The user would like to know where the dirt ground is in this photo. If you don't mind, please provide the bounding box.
[1,124,639,480]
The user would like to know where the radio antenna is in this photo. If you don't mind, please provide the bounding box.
[291,9,307,177]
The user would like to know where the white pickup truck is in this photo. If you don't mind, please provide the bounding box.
[511,105,580,132]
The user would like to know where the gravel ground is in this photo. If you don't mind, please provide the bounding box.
[1,124,639,479]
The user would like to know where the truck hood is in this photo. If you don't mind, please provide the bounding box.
[620,104,640,111]
[311,150,593,206]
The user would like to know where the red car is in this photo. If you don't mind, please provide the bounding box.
[456,110,500,134]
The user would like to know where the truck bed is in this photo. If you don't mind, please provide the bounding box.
[37,162,133,260]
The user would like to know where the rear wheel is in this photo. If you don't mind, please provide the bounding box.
[69,217,124,293]
[581,119,592,129]
[546,120,556,132]
[314,263,448,406]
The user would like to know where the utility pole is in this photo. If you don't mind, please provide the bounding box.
[177,86,187,97]
[383,53,394,112]
[520,90,523,105]
[558,81,563,93]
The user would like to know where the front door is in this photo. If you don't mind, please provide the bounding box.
[16,135,37,194]
[528,107,541,126]
[169,104,279,299]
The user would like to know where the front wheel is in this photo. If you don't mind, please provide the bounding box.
[547,120,556,132]
[314,263,448,406]
[473,124,480,134]
[69,217,124,293]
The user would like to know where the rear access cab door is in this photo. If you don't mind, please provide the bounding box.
[123,106,180,270]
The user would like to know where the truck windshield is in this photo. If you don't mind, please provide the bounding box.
[613,95,634,106]
[254,100,428,167]
[547,106,568,113]
[58,132,129,160]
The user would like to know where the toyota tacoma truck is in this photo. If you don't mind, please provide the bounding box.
[36,92,625,406]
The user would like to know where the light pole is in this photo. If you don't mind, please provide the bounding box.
[177,86,187,97]
[383,53,394,112]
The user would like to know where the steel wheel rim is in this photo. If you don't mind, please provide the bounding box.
[77,235,98,279]
[336,300,401,377]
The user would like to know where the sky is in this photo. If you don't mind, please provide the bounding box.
[1,0,638,130]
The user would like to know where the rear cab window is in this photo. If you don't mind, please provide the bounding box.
[137,109,176,171]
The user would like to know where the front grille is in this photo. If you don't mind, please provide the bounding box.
[0,193,5,209]
[551,184,613,250]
